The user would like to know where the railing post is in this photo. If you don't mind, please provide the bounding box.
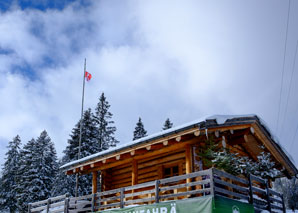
[248,174,254,205]
[98,192,101,211]
[92,193,96,212]
[265,180,272,212]
[120,188,125,208]
[281,195,286,213]
[46,198,51,213]
[155,180,160,203]
[209,168,214,196]
[28,203,31,213]
[64,196,69,213]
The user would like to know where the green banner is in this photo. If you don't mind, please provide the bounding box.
[99,195,254,213]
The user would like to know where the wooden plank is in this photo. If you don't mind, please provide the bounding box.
[252,186,266,195]
[270,197,283,204]
[250,174,266,184]
[213,179,249,193]
[92,171,98,194]
[160,169,211,184]
[31,205,47,212]
[30,199,48,206]
[51,208,64,213]
[132,159,138,186]
[49,194,67,202]
[49,201,65,208]
[160,179,210,192]
[98,202,120,209]
[125,189,155,198]
[125,181,156,190]
[213,169,248,184]
[138,152,185,169]
[124,197,155,204]
[214,187,249,201]
[160,188,211,199]
[100,195,121,202]
[268,189,282,197]
[185,144,192,188]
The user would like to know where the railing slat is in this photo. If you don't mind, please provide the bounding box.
[213,169,248,185]
[160,188,211,199]
[214,178,249,193]
[214,187,249,201]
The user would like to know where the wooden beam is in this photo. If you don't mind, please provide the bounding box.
[185,144,193,190]
[116,155,120,160]
[176,136,181,142]
[92,171,97,194]
[194,130,200,136]
[163,140,168,146]
[146,145,151,150]
[132,160,138,186]
[130,150,135,156]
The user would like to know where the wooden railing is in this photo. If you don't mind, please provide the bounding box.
[28,168,285,213]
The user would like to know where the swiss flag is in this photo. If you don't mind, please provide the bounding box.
[85,71,92,81]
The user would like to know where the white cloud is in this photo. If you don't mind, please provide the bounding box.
[0,0,298,166]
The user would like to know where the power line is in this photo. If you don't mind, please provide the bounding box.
[280,40,298,137]
[276,0,291,134]
[289,41,298,152]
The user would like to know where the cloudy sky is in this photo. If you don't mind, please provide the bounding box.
[0,0,298,167]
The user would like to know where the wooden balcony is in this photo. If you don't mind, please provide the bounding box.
[28,168,285,213]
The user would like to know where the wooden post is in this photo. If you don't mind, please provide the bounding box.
[46,198,51,213]
[248,174,254,205]
[155,180,160,203]
[265,180,272,212]
[91,193,96,212]
[281,195,286,213]
[209,168,214,195]
[132,160,138,186]
[120,188,125,208]
[92,171,98,194]
[185,144,193,191]
[28,203,31,213]
[64,197,69,213]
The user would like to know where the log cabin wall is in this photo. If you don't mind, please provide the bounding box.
[102,143,192,191]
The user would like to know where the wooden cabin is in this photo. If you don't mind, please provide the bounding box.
[27,115,297,212]
[61,115,297,195]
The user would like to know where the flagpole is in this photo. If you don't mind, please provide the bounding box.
[75,58,86,197]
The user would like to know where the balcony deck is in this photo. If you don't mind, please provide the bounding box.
[28,168,285,213]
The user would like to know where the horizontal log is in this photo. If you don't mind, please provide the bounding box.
[252,186,266,195]
[214,179,249,193]
[250,174,266,184]
[125,181,156,190]
[271,204,283,210]
[214,187,249,201]
[160,188,211,199]
[124,197,155,204]
[138,152,185,169]
[268,189,282,197]
[270,196,283,204]
[30,199,48,206]
[50,194,67,202]
[98,202,120,209]
[213,169,248,185]
[31,205,47,212]
[160,180,210,192]
[98,188,121,196]
[100,195,120,202]
[51,208,64,213]
[160,169,211,184]
[125,189,155,198]
[50,201,65,208]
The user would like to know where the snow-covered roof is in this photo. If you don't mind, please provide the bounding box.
[60,114,296,174]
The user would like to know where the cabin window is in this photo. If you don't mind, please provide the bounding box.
[163,164,179,178]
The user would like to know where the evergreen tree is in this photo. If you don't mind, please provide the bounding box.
[162,118,173,130]
[0,135,21,212]
[274,177,298,211]
[54,108,100,196]
[16,131,58,212]
[94,92,118,150]
[133,117,147,140]
[15,138,38,211]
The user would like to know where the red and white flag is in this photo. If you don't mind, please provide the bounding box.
[85,71,92,81]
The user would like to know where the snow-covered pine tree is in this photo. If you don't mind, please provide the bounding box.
[54,108,100,196]
[34,131,59,200]
[15,138,38,211]
[133,117,147,140]
[274,177,298,211]
[0,135,21,212]
[94,92,118,150]
[162,118,173,130]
